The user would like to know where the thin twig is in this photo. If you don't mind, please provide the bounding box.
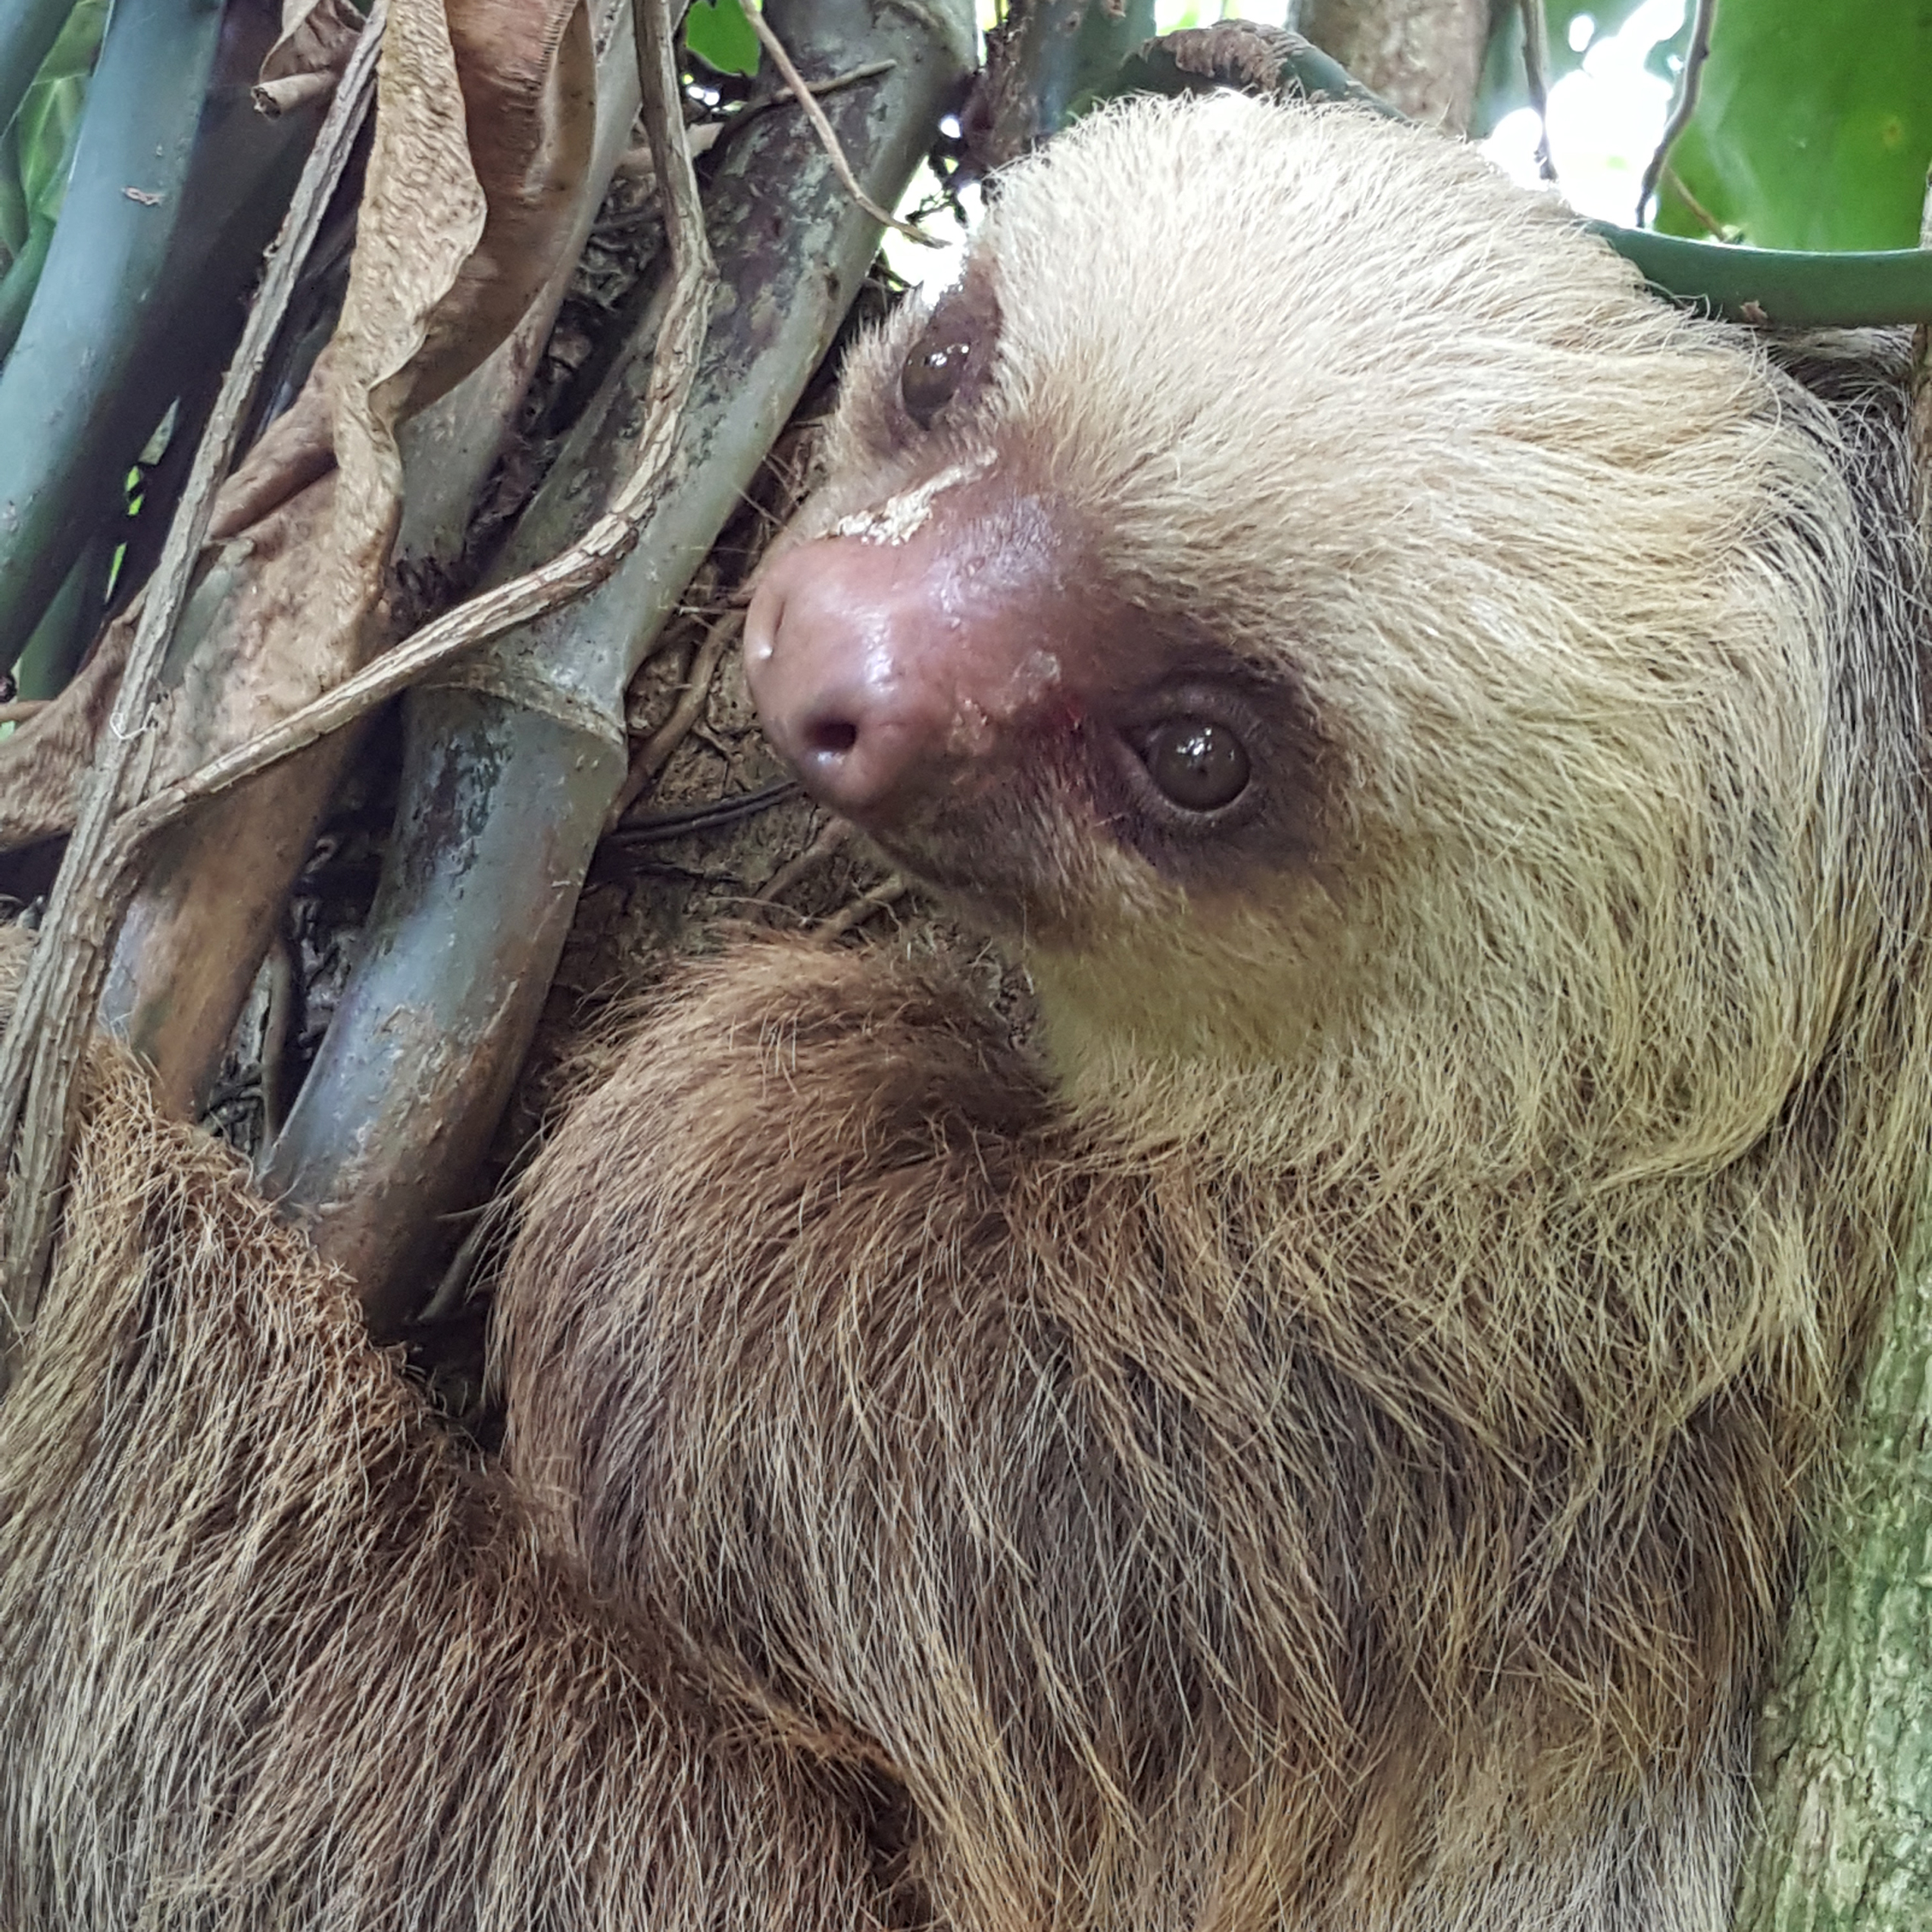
[602,610,742,830]
[1637,0,1717,227]
[744,3,939,246]
[417,1199,507,1324]
[752,815,852,906]
[725,58,895,134]
[1518,0,1555,183]
[0,2,390,1369]
[622,566,717,730]
[0,0,719,1366]
[814,873,907,940]
[0,700,49,726]
[1662,164,1724,239]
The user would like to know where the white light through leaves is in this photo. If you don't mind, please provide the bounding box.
[1483,0,1688,224]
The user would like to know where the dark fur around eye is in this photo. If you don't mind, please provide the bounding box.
[899,278,1001,431]
[1087,664,1333,887]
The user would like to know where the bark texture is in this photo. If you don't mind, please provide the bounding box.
[1734,1251,1932,1932]
[1297,0,1490,130]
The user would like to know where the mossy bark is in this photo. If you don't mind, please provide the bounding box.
[1737,1257,1932,1929]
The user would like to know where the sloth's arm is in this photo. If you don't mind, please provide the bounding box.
[494,936,1307,1922]
[0,1025,886,1932]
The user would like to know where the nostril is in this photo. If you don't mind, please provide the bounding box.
[806,717,859,757]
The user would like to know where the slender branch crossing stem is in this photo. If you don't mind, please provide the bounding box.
[1517,0,1555,183]
[0,3,390,1371]
[1638,0,1718,228]
[746,1,939,245]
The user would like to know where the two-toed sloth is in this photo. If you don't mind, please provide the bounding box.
[2,92,1927,1932]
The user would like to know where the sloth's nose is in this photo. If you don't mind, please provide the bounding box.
[745,521,1063,828]
[743,536,954,821]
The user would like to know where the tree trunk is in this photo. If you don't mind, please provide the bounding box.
[1733,1249,1932,1929]
[1296,0,1490,130]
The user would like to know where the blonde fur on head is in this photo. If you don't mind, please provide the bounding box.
[0,93,1927,1932]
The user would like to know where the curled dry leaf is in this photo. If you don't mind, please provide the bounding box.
[256,0,367,114]
[0,614,133,851]
[0,488,345,855]
[207,358,340,545]
[156,484,347,783]
[0,0,595,868]
[214,0,595,541]
[94,0,499,1108]
[417,0,596,411]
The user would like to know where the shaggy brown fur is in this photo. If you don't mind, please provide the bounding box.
[0,940,879,1928]
[2,96,1930,1931]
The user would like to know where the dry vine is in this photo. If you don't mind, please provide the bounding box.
[604,610,745,830]
[0,0,717,1377]
[1516,0,1555,183]
[746,1,938,245]
[0,6,390,1370]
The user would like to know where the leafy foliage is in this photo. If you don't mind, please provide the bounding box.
[1656,0,1932,249]
[1471,0,1671,139]
[0,0,105,352]
[685,0,760,79]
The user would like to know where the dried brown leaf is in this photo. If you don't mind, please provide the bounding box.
[412,0,596,411]
[214,0,593,538]
[258,0,366,99]
[0,0,596,856]
[0,617,132,852]
[98,0,494,1104]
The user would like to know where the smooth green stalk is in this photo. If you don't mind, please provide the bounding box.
[0,0,225,666]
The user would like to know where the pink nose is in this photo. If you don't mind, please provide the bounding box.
[746,528,1044,825]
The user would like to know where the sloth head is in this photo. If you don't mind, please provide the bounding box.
[746,94,1876,1165]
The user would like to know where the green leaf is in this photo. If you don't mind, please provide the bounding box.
[685,0,759,78]
[1655,0,1932,250]
[16,70,83,217]
[30,0,107,84]
[0,0,105,258]
[0,0,78,141]
[0,123,25,259]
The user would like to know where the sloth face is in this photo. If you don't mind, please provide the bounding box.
[747,95,1846,1082]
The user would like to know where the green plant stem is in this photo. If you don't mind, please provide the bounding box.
[261,0,976,1326]
[1115,25,1932,327]
[1587,224,1932,327]
[0,0,225,664]
[0,205,47,358]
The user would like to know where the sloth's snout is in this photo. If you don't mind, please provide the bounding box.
[745,536,958,824]
[746,520,1065,829]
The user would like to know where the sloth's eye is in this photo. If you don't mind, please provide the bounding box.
[901,325,976,427]
[1136,718,1251,813]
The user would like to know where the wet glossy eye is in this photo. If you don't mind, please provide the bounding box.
[1136,718,1251,813]
[900,324,976,427]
